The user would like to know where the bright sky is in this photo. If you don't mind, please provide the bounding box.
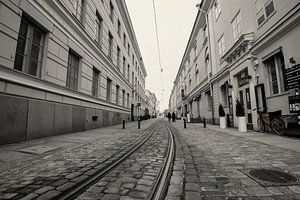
[126,0,199,112]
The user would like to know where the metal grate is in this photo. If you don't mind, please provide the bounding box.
[240,168,299,187]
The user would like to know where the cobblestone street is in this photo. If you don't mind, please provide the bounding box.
[1,119,300,199]
[169,120,300,200]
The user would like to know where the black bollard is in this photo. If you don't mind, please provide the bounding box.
[183,119,187,129]
[138,119,140,129]
[123,120,125,129]
[203,117,206,128]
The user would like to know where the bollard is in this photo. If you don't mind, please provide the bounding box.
[183,119,187,129]
[138,119,140,129]
[123,120,125,129]
[203,117,206,128]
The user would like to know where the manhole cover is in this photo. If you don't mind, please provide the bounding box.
[239,168,299,187]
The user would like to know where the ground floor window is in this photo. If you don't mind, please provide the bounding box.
[14,16,45,77]
[264,52,286,95]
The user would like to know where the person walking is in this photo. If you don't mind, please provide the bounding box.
[167,112,171,122]
[172,112,176,122]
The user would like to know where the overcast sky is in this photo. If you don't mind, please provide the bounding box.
[126,0,199,112]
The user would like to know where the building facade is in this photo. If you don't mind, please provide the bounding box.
[169,0,300,131]
[0,0,148,144]
[145,89,158,118]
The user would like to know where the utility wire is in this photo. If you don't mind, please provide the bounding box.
[151,0,165,104]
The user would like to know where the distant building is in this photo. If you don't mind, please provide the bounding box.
[145,89,158,118]
[169,0,300,130]
[0,0,148,144]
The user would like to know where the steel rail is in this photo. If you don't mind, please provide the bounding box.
[149,121,176,200]
[56,121,160,200]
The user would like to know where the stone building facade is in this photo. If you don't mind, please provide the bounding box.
[169,0,300,131]
[0,0,148,144]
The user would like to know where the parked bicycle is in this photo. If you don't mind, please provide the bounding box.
[254,108,286,135]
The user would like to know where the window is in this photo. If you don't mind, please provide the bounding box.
[132,72,134,86]
[117,46,120,69]
[265,52,286,95]
[232,11,242,42]
[117,20,121,36]
[116,85,120,104]
[106,78,112,101]
[75,0,86,24]
[132,54,135,65]
[123,57,126,75]
[122,89,125,106]
[221,84,229,106]
[218,35,225,57]
[254,0,275,26]
[109,1,114,22]
[127,64,130,80]
[127,93,130,107]
[66,50,80,90]
[14,16,45,77]
[92,67,100,97]
[123,33,126,47]
[95,11,103,45]
[108,32,113,58]
[215,0,221,19]
[127,43,130,55]
[195,64,199,85]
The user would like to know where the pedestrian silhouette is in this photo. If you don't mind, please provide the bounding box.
[172,112,176,122]
[167,112,171,122]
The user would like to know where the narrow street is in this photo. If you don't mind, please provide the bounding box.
[0,119,299,199]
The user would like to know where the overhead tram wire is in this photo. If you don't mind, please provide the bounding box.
[151,0,165,103]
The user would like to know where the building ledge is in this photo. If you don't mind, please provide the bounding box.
[222,33,254,63]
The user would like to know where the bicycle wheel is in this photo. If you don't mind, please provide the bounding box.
[271,117,285,135]
[257,117,265,132]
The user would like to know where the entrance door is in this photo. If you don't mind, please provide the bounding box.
[239,87,253,129]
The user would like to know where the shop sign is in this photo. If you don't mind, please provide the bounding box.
[289,95,300,113]
[284,64,300,90]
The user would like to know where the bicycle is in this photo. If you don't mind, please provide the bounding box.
[254,108,286,135]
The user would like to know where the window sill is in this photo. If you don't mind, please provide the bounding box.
[266,91,290,99]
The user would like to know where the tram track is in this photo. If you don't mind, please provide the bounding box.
[55,120,176,200]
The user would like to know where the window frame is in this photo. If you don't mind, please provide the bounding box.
[95,11,103,45]
[106,78,112,102]
[217,34,225,58]
[231,11,242,43]
[66,50,80,91]
[14,16,46,77]
[254,0,276,27]
[92,67,100,97]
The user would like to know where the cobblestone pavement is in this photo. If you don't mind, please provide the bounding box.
[0,119,157,200]
[76,122,169,200]
[168,120,300,200]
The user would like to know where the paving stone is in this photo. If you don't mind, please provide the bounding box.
[135,184,151,193]
[56,182,76,191]
[34,186,54,194]
[185,191,201,200]
[36,190,61,200]
[129,190,148,199]
[170,175,183,185]
[122,183,135,189]
[165,195,181,200]
[167,184,182,195]
[102,194,121,200]
[185,182,201,192]
[19,193,39,200]
[104,187,119,194]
